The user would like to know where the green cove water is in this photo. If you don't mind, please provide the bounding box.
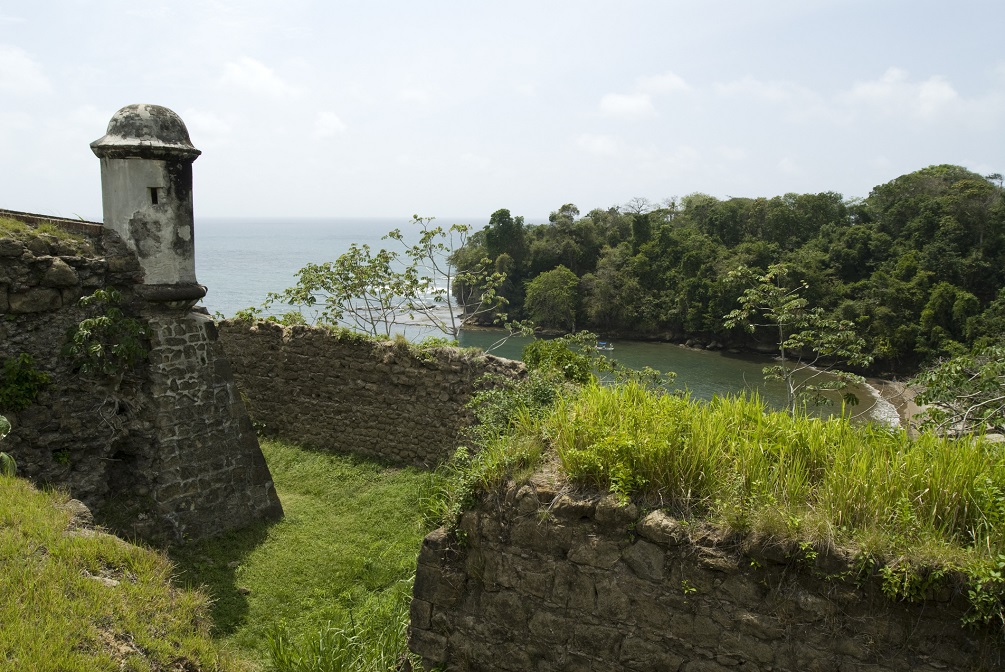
[195,217,898,426]
[457,330,897,425]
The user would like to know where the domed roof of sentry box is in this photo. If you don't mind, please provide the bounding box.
[90,104,201,161]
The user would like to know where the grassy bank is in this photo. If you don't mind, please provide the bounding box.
[484,381,1005,627]
[0,438,433,671]
[170,439,435,670]
[0,475,237,671]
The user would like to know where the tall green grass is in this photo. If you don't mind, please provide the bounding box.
[546,383,1005,560]
[515,382,1005,626]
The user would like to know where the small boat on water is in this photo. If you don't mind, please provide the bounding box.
[597,341,614,351]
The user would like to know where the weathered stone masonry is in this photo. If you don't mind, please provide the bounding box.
[0,214,281,542]
[410,481,1002,671]
[217,320,525,467]
[1,103,282,542]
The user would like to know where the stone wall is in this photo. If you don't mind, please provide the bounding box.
[410,481,1002,671]
[0,214,282,542]
[217,320,525,467]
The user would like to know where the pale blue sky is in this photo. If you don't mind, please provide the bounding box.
[1,1,1002,222]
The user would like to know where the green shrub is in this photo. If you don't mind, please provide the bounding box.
[0,353,50,412]
[62,289,148,380]
[0,415,15,477]
[524,336,595,384]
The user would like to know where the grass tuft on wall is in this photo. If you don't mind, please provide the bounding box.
[0,216,92,250]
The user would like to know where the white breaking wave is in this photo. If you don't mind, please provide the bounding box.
[863,382,901,428]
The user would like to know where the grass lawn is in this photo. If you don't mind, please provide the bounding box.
[170,439,436,670]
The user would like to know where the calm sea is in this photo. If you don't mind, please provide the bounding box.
[195,217,419,319]
[193,217,898,425]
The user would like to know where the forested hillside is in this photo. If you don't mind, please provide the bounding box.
[456,165,1005,373]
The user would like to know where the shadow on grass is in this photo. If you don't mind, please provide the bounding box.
[168,519,275,636]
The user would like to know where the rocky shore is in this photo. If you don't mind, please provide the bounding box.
[869,378,924,433]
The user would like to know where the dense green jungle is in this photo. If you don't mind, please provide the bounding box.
[454,164,1005,375]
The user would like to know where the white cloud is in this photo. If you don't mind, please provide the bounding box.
[0,45,52,97]
[638,71,690,95]
[778,156,800,175]
[220,57,299,97]
[715,76,804,104]
[716,146,747,162]
[842,67,960,121]
[313,111,347,138]
[0,111,34,136]
[650,145,702,173]
[916,77,959,119]
[598,70,689,122]
[67,104,107,130]
[183,109,234,145]
[869,155,893,173]
[576,133,621,156]
[713,76,850,125]
[459,152,490,171]
[123,6,171,21]
[599,93,656,120]
[711,68,1005,130]
[513,81,538,97]
[398,88,432,104]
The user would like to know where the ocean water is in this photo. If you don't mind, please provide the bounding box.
[193,217,898,425]
[195,217,419,319]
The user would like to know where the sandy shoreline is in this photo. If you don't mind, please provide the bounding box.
[867,377,924,431]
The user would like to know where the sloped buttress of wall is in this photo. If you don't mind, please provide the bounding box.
[0,219,282,542]
[409,480,1002,671]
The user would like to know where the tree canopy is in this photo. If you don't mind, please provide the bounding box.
[456,165,1004,374]
[524,265,580,332]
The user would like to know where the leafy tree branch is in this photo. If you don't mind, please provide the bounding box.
[724,264,873,414]
[911,344,1005,435]
[386,216,508,339]
[262,216,512,344]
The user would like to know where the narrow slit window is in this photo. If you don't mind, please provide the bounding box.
[149,187,159,205]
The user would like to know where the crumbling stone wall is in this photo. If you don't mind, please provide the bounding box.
[0,214,282,542]
[217,320,525,466]
[410,481,1002,671]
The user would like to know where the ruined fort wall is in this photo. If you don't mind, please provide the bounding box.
[217,320,525,467]
[0,219,282,542]
[410,482,1001,671]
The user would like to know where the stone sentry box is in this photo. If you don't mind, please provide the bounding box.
[87,104,284,540]
[0,104,282,542]
[90,103,207,307]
